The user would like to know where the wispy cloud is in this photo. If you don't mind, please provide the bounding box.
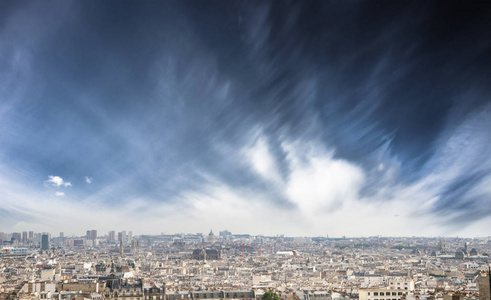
[0,1,490,236]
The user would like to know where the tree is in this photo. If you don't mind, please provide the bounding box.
[262,290,280,300]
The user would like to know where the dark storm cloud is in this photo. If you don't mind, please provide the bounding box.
[1,0,491,234]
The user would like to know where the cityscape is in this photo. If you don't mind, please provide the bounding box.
[0,230,490,300]
[1,1,491,300]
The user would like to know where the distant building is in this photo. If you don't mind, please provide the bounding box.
[122,231,127,245]
[109,231,116,242]
[206,230,215,244]
[192,249,221,260]
[455,251,465,260]
[41,234,50,250]
[219,230,232,237]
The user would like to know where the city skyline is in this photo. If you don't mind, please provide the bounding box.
[1,2,491,237]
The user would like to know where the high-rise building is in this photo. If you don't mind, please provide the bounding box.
[41,234,50,250]
[122,231,127,245]
[86,230,91,239]
[118,232,123,242]
[128,231,132,243]
[22,231,28,243]
[11,232,21,243]
[91,230,97,240]
[60,232,64,238]
[28,231,34,240]
[109,231,115,241]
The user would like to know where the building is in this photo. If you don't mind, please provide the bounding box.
[479,270,490,300]
[109,231,116,242]
[0,247,30,257]
[387,279,414,291]
[358,289,410,300]
[192,249,221,260]
[58,281,100,293]
[122,231,127,245]
[103,275,144,299]
[22,231,28,243]
[206,230,215,244]
[219,230,232,237]
[41,234,50,250]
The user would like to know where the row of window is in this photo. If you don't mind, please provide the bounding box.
[368,292,403,296]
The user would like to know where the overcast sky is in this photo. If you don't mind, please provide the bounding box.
[1,1,490,237]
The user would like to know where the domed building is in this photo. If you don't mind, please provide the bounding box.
[206,229,215,244]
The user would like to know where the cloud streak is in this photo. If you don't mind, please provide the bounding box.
[0,1,490,236]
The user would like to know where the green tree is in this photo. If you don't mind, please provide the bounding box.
[262,290,280,300]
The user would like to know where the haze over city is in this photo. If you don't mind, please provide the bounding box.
[1,1,490,237]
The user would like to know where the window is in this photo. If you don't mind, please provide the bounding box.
[398,292,402,295]
[392,292,396,296]
[374,292,379,296]
[368,292,371,296]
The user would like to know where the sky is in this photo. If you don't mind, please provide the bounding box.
[1,1,491,237]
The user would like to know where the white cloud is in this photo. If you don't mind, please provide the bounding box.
[55,191,65,197]
[281,140,365,214]
[243,135,283,185]
[45,175,71,187]
[85,176,92,184]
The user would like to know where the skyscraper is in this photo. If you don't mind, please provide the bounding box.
[28,231,34,240]
[109,231,115,242]
[41,234,50,250]
[122,231,127,245]
[22,231,28,243]
[91,229,97,240]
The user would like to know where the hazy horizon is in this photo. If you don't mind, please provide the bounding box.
[1,1,491,237]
